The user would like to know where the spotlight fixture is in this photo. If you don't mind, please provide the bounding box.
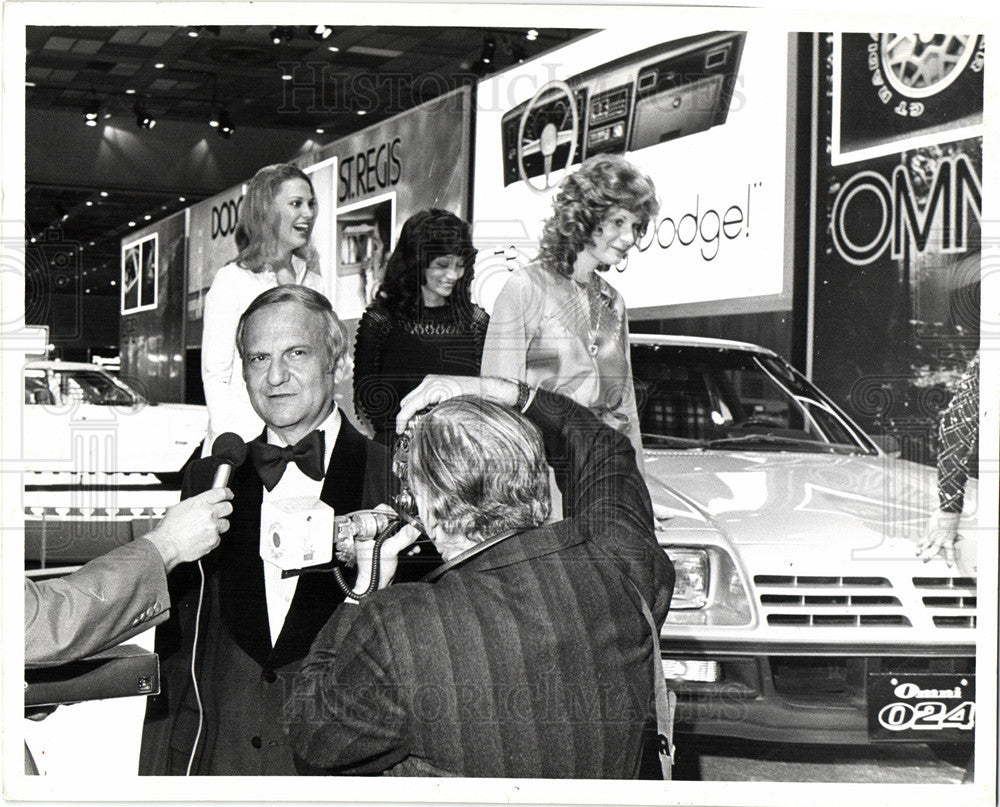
[310,25,333,41]
[526,29,539,41]
[134,102,155,129]
[217,109,235,139]
[84,97,100,126]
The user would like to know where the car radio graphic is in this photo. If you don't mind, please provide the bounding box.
[500,31,746,191]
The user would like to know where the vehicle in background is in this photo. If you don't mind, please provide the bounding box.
[23,360,206,476]
[633,334,977,751]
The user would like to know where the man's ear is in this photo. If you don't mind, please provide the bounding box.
[332,355,350,386]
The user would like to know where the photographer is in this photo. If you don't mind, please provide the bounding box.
[288,375,674,778]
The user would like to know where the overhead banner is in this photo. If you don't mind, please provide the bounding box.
[812,33,983,463]
[296,86,473,322]
[185,183,245,346]
[471,26,789,318]
[832,33,984,166]
[119,212,187,402]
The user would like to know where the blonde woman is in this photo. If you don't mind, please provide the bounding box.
[201,164,326,453]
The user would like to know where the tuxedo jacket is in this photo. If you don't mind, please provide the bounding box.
[289,391,675,778]
[138,413,435,776]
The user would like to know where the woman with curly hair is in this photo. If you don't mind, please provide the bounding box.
[201,163,326,453]
[481,154,658,463]
[353,209,489,445]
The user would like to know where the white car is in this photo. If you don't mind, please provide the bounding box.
[632,334,977,751]
[22,361,207,476]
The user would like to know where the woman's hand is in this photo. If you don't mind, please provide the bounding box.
[396,375,519,434]
[916,510,961,566]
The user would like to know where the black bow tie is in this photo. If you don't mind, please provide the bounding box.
[250,431,326,491]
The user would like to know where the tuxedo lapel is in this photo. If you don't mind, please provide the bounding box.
[217,458,273,667]
[268,415,371,669]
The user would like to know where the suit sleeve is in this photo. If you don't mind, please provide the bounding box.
[288,600,409,775]
[524,389,673,624]
[25,538,170,668]
[937,352,979,514]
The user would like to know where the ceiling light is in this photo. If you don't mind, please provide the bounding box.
[85,201,93,207]
[134,102,155,129]
[282,73,294,81]
[144,214,152,221]
[311,25,333,41]
[526,29,539,41]
[110,280,117,287]
[480,35,497,66]
[217,109,235,139]
[356,109,366,116]
[128,221,136,227]
[154,62,165,69]
[84,97,100,125]
[100,191,108,197]
[26,81,36,88]
[270,26,295,45]
[178,196,186,202]
[328,45,339,53]
[125,88,136,95]
[315,128,325,134]
[187,27,199,38]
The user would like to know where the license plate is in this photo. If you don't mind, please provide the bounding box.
[867,672,975,741]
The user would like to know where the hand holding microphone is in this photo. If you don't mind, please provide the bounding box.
[144,433,246,572]
[145,488,234,572]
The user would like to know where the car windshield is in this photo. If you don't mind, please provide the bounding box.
[630,343,876,454]
[25,368,138,406]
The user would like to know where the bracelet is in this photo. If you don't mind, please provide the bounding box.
[515,381,534,413]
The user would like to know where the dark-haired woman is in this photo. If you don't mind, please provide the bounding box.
[481,154,659,463]
[201,163,326,453]
[353,209,489,445]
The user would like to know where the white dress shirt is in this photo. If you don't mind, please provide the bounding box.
[260,407,341,645]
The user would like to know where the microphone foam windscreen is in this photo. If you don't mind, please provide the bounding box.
[212,432,248,468]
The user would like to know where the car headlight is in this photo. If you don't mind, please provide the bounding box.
[663,545,753,626]
[669,549,709,609]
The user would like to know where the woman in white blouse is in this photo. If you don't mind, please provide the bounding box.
[201,163,326,453]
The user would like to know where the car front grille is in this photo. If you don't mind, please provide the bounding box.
[753,574,978,629]
[913,577,978,628]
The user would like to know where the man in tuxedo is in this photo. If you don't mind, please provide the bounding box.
[289,375,675,778]
[139,285,426,775]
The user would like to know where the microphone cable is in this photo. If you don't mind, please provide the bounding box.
[182,433,247,776]
[185,559,207,776]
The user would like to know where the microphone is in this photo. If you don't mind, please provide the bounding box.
[210,432,248,488]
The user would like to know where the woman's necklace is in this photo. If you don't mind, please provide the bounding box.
[581,277,602,357]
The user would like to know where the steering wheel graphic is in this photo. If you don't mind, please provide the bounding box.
[516,80,580,194]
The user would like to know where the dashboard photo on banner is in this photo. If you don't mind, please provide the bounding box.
[471,25,790,319]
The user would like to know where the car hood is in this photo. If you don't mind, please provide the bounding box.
[644,448,975,554]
